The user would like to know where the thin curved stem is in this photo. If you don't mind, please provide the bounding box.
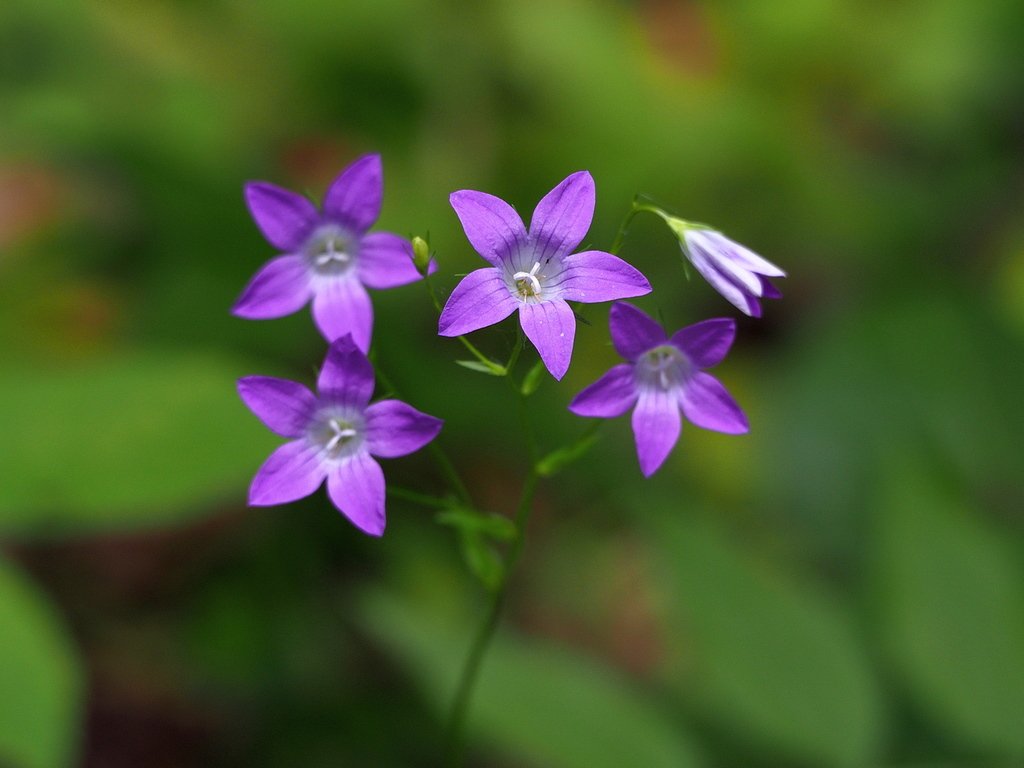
[444,466,540,768]
[374,361,473,506]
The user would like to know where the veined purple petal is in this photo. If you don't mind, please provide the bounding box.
[685,230,762,296]
[557,251,651,304]
[670,318,736,369]
[358,232,432,289]
[700,230,786,277]
[569,363,638,418]
[450,190,527,268]
[323,154,382,234]
[327,452,386,536]
[232,255,312,319]
[249,439,326,506]
[529,171,595,261]
[312,277,373,350]
[365,400,443,458]
[317,335,375,408]
[519,299,576,380]
[609,302,666,361]
[679,372,749,434]
[244,182,318,251]
[237,376,316,438]
[631,387,681,477]
[437,268,518,336]
[685,242,755,316]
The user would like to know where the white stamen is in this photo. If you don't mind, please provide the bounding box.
[315,239,351,266]
[324,419,357,452]
[512,261,543,296]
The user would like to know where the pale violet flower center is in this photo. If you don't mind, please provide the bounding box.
[309,408,364,460]
[637,345,690,391]
[305,225,358,277]
[512,261,543,299]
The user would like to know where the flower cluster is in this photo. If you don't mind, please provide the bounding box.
[235,155,783,533]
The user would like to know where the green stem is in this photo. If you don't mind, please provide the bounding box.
[609,200,672,255]
[426,271,505,374]
[444,466,540,767]
[374,361,473,506]
[387,486,451,509]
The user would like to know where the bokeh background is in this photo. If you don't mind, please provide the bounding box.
[2,0,1024,766]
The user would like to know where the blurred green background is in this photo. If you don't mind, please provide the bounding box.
[2,0,1024,765]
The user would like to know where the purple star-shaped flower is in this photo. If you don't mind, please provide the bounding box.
[438,171,652,380]
[569,302,748,476]
[680,227,785,317]
[237,335,443,536]
[233,154,432,351]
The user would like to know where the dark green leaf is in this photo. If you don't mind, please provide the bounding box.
[0,556,83,768]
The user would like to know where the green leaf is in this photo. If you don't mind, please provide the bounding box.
[436,508,517,541]
[536,429,601,477]
[875,463,1024,754]
[459,532,504,591]
[359,591,703,768]
[454,359,506,376]
[0,556,83,768]
[652,513,882,766]
[519,358,546,397]
[0,351,279,537]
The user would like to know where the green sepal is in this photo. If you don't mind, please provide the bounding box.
[455,359,506,376]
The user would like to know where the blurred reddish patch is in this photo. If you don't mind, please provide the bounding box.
[280,135,357,196]
[638,0,720,78]
[0,163,63,252]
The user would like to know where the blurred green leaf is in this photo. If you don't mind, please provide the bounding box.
[0,556,82,768]
[458,532,504,592]
[536,427,601,477]
[652,513,882,766]
[519,358,546,397]
[875,462,1024,755]
[0,351,277,537]
[436,508,517,541]
[360,591,702,768]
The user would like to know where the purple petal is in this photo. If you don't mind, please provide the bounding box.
[685,230,763,296]
[450,190,527,268]
[437,268,518,337]
[244,182,318,251]
[557,250,651,304]
[312,277,373,350]
[631,387,681,477]
[365,400,443,458]
[249,439,326,506]
[569,363,638,418]
[317,335,375,408]
[609,302,666,361]
[357,232,432,289]
[327,452,386,536]
[760,277,784,299]
[670,318,736,369]
[529,171,595,261]
[232,255,312,319]
[679,372,749,434]
[322,154,382,234]
[519,299,576,380]
[237,376,316,437]
[684,242,755,316]
[700,230,786,277]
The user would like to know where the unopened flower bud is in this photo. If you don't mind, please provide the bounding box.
[412,236,432,276]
